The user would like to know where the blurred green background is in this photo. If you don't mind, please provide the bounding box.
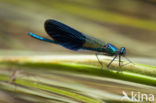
[0,0,156,57]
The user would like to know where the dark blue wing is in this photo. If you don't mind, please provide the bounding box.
[45,19,86,50]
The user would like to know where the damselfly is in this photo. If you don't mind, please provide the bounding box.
[28,19,132,68]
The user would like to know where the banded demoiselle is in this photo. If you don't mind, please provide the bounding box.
[28,19,131,68]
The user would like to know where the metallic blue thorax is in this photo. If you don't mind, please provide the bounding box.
[104,43,119,55]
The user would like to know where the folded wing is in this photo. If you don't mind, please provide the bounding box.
[45,19,86,50]
[45,19,106,52]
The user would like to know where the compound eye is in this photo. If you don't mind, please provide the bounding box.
[121,48,126,56]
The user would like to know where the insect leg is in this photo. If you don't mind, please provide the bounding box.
[96,53,103,70]
[107,55,118,68]
[124,56,134,65]
[119,55,121,67]
[120,57,135,67]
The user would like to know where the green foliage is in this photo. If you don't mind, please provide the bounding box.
[0,55,156,103]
